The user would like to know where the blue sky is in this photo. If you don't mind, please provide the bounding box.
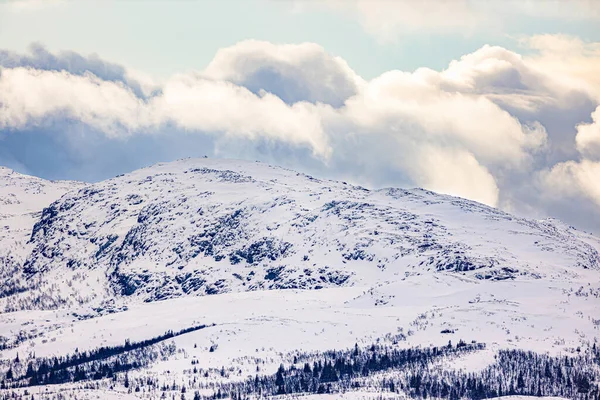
[1,0,600,232]
[2,0,599,79]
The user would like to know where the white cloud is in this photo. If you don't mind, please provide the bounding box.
[576,106,600,160]
[1,35,600,224]
[525,36,600,218]
[514,0,600,21]
[203,40,364,107]
[540,103,600,214]
[323,51,554,207]
[521,34,600,102]
[412,146,499,207]
[541,160,600,207]
[309,0,486,42]
[149,73,330,156]
[0,43,153,98]
[287,0,600,41]
[0,67,330,157]
[0,68,148,135]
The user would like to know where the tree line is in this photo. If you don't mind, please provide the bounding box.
[2,323,213,388]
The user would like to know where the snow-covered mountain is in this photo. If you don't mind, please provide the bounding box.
[0,166,84,253]
[1,159,599,399]
[2,158,599,312]
[0,167,85,310]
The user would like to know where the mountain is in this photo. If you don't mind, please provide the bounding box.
[0,159,599,399]
[2,158,598,312]
[0,167,85,310]
[0,166,84,252]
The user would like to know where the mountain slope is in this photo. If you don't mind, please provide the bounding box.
[4,158,598,311]
[0,167,85,310]
[0,167,84,252]
[1,159,599,399]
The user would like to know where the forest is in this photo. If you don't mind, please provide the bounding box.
[1,332,598,400]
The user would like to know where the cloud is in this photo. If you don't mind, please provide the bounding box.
[0,67,149,134]
[1,37,600,231]
[2,0,65,12]
[431,39,599,174]
[0,67,330,157]
[349,66,547,166]
[521,34,600,102]
[541,160,600,208]
[150,73,330,155]
[0,43,156,98]
[329,65,549,206]
[514,0,600,21]
[290,0,487,42]
[576,106,600,160]
[398,145,500,207]
[203,40,363,107]
[539,104,600,218]
[287,0,600,41]
[519,36,600,229]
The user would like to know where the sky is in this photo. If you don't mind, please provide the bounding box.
[1,0,600,233]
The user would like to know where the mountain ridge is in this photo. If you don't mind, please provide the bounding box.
[1,158,598,312]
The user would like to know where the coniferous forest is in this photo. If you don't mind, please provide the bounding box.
[1,328,598,400]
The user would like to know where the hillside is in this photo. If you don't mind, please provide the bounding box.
[0,166,84,254]
[3,157,598,312]
[0,167,85,311]
[0,159,599,399]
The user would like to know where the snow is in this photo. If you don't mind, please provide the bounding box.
[1,275,596,372]
[0,389,569,400]
[0,158,598,398]
[3,384,143,399]
[281,396,568,400]
[0,166,84,258]
[7,158,598,310]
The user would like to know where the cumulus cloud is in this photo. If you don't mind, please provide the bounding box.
[0,68,148,134]
[1,37,600,231]
[151,74,330,155]
[394,144,500,207]
[519,36,600,227]
[0,43,156,98]
[521,34,600,102]
[541,160,600,208]
[576,106,600,159]
[0,66,329,157]
[436,40,598,169]
[203,40,363,107]
[328,65,551,206]
[539,103,600,218]
[348,67,547,166]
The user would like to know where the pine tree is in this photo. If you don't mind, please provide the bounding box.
[303,362,311,374]
[275,364,286,394]
[517,371,525,389]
